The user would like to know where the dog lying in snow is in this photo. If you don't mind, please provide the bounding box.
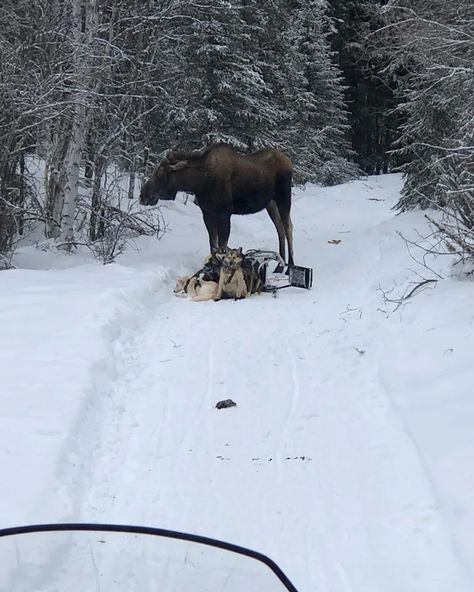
[174,247,263,302]
[173,251,221,301]
[174,274,219,302]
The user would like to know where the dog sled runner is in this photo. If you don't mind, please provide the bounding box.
[244,249,313,293]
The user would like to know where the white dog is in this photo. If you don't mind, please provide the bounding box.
[174,275,219,302]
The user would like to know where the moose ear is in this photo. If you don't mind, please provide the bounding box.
[167,160,188,171]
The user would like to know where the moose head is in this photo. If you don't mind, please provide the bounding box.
[139,154,188,205]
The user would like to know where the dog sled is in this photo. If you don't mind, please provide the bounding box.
[174,248,313,301]
[244,249,313,294]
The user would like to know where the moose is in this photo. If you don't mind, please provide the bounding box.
[139,144,295,265]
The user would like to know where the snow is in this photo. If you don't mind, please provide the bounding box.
[1,173,473,591]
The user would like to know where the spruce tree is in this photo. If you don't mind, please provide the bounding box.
[386,0,474,258]
[164,0,276,151]
[162,0,358,184]
[285,0,358,183]
[327,0,402,174]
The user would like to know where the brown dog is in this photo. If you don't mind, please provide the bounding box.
[242,256,263,295]
[215,247,248,300]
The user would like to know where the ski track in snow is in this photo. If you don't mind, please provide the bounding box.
[3,175,473,592]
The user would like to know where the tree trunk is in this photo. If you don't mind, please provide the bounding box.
[127,162,136,200]
[18,153,25,235]
[44,130,68,239]
[46,0,98,245]
[59,100,86,247]
[383,123,391,174]
[89,155,106,241]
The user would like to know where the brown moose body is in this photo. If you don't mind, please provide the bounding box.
[140,144,295,265]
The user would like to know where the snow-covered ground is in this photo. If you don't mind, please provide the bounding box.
[1,174,473,591]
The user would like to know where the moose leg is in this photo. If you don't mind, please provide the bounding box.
[217,211,231,248]
[274,172,294,265]
[202,209,218,253]
[278,205,295,266]
[266,200,286,263]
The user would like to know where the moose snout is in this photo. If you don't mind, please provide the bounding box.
[139,182,158,206]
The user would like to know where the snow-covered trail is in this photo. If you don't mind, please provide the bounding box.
[63,176,472,592]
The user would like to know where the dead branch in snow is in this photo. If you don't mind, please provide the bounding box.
[379,278,438,312]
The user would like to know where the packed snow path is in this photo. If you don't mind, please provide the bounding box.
[2,175,473,592]
[79,176,472,591]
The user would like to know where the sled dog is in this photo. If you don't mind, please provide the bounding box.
[242,256,263,295]
[174,275,219,302]
[173,250,223,301]
[215,247,248,300]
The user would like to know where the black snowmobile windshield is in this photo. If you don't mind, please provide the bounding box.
[0,523,299,592]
